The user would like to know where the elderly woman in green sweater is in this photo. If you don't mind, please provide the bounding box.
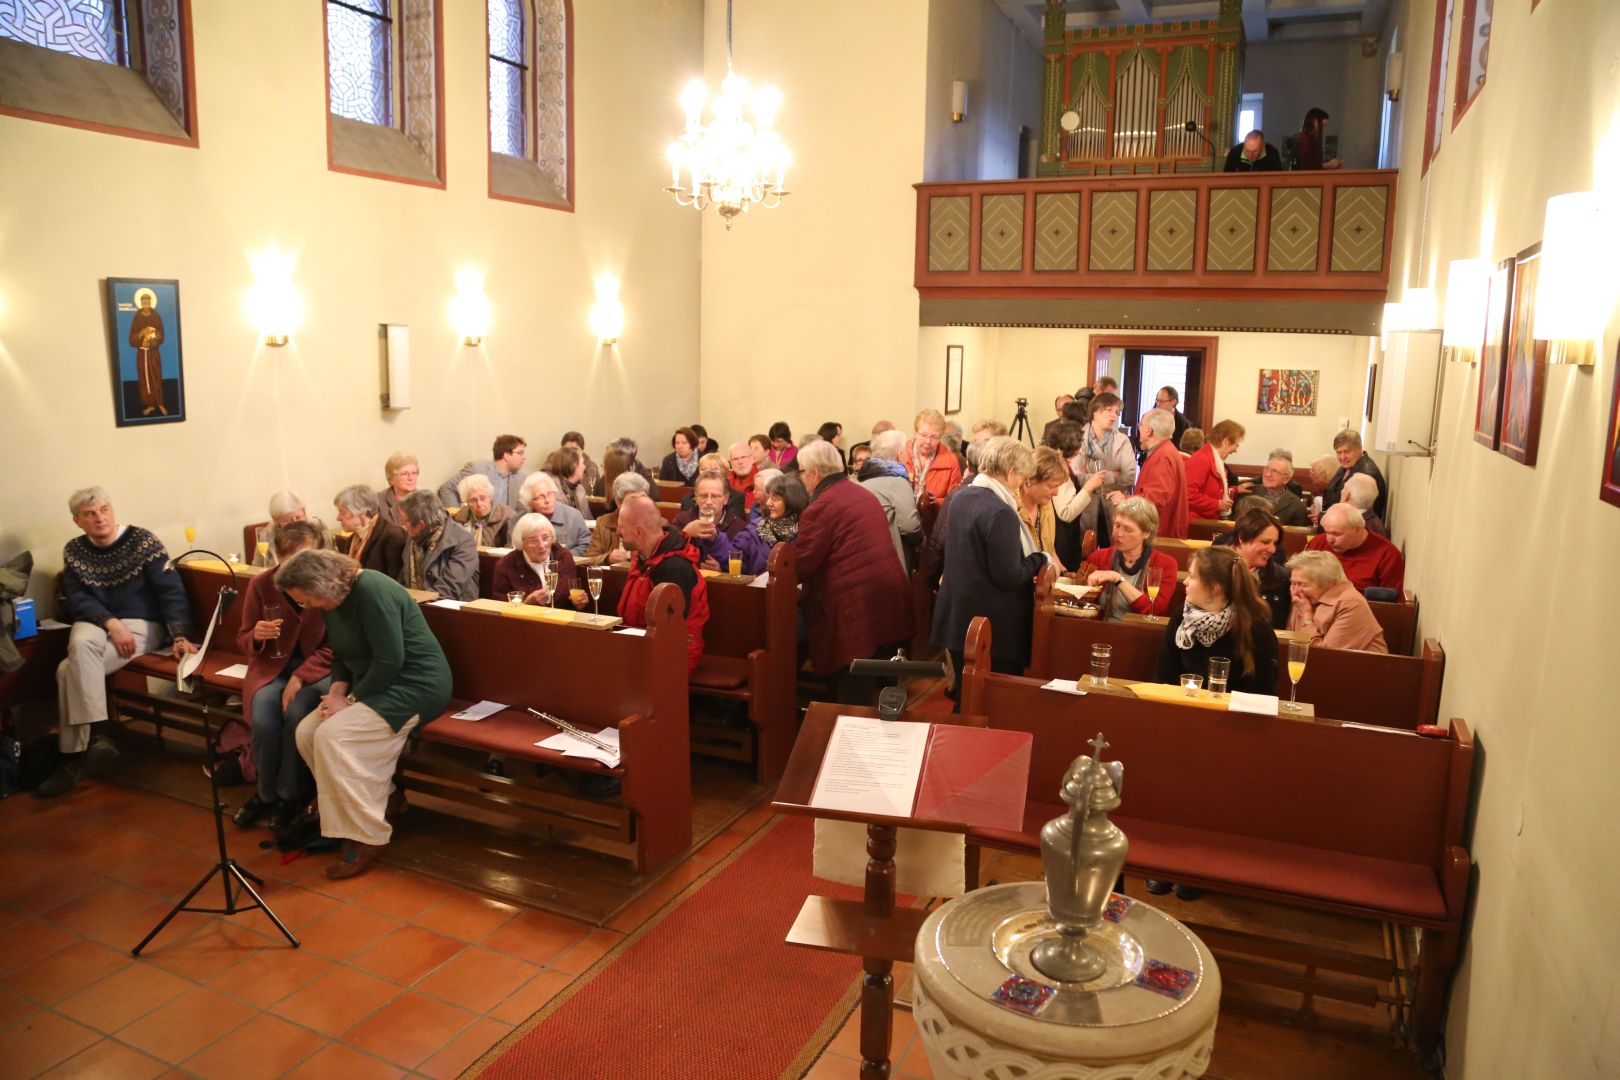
[275,549,451,879]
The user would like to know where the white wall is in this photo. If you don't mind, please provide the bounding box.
[986,327,1369,467]
[922,0,1043,182]
[1378,1,1620,1076]
[1243,38,1384,168]
[0,2,703,601]
[697,0,930,446]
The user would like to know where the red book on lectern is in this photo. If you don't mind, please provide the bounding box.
[912,726,1032,832]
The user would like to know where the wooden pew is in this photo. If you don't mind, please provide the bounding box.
[1368,592,1419,655]
[414,583,691,873]
[960,616,1472,1054]
[592,546,800,781]
[1025,572,1445,731]
[654,480,694,504]
[1188,518,1312,554]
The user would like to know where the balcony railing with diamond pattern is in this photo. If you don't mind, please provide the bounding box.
[915,170,1396,305]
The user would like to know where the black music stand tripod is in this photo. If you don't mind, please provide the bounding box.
[132,549,298,956]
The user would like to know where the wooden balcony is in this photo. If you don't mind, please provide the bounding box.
[914,169,1397,335]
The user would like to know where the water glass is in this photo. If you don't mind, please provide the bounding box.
[1180,673,1204,697]
[1207,657,1231,696]
[1089,643,1112,686]
[506,591,524,610]
[728,553,743,577]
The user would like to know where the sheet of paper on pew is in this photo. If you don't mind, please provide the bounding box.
[1041,678,1087,696]
[807,715,1031,831]
[214,662,249,680]
[429,599,465,610]
[749,571,770,588]
[1228,691,1281,716]
[451,699,507,722]
[538,725,620,768]
[175,590,227,692]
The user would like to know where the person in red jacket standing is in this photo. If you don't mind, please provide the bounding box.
[616,494,709,673]
[794,440,914,704]
[905,408,963,518]
[1111,409,1189,539]
[1185,419,1247,520]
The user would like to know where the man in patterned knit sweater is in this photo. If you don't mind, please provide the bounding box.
[37,488,197,797]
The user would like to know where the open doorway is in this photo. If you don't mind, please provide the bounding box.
[1087,334,1219,437]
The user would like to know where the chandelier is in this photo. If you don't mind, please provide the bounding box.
[664,0,790,229]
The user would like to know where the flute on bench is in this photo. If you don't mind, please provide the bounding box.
[526,708,618,758]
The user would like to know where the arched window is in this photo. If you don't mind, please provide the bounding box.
[324,0,445,188]
[0,0,197,145]
[487,0,572,210]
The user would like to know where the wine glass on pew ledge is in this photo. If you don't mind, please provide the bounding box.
[586,566,605,615]
[1285,639,1309,711]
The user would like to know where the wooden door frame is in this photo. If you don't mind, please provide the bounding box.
[1087,333,1220,431]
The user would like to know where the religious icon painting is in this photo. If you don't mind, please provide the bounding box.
[105,278,186,427]
[1256,369,1319,415]
[1498,244,1547,467]
[1600,341,1620,509]
[1473,256,1515,449]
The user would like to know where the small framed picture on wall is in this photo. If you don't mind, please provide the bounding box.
[945,345,964,415]
[105,277,186,427]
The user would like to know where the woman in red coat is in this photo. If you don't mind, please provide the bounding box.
[232,521,333,829]
[1083,496,1178,620]
[1185,419,1247,520]
[793,441,914,702]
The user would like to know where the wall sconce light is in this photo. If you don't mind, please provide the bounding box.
[449,271,492,347]
[1381,287,1437,347]
[245,248,304,347]
[951,80,968,123]
[1441,258,1490,363]
[1385,51,1404,102]
[589,275,625,345]
[1535,191,1602,365]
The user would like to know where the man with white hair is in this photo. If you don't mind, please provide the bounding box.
[726,441,760,512]
[1340,473,1388,537]
[1257,451,1310,527]
[856,428,922,571]
[40,488,197,796]
[1109,408,1188,538]
[518,470,591,555]
[1306,503,1404,593]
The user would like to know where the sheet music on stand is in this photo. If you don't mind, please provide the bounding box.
[176,591,227,693]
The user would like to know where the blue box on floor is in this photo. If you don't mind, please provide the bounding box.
[13,597,36,639]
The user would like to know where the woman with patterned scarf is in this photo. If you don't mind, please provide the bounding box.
[398,492,479,602]
[732,473,809,575]
[1082,496,1178,620]
[1155,545,1277,694]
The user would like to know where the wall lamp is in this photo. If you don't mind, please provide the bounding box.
[589,275,625,346]
[1441,258,1490,363]
[245,250,304,347]
[1535,191,1603,365]
[951,80,968,123]
[449,272,492,347]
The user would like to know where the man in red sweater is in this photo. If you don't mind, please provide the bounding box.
[1111,409,1189,538]
[1307,504,1404,592]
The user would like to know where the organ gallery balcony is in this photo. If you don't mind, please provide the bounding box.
[913,169,1398,335]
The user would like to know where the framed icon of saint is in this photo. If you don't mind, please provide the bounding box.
[105,277,186,427]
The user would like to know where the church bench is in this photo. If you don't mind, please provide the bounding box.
[960,616,1473,1053]
[1188,518,1312,554]
[1026,573,1445,730]
[414,583,691,873]
[653,480,694,504]
[1368,592,1419,655]
[594,546,800,782]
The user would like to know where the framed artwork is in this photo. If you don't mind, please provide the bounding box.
[1601,341,1620,509]
[1473,256,1514,448]
[105,278,186,427]
[1256,369,1319,415]
[1364,361,1378,422]
[944,345,964,415]
[1498,244,1547,466]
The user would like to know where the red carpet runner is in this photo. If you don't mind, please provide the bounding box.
[475,815,862,1080]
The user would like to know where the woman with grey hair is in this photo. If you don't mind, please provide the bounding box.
[732,472,810,575]
[1286,550,1387,652]
[276,549,450,879]
[377,451,420,516]
[260,490,315,569]
[585,469,651,564]
[334,484,406,579]
[397,491,478,601]
[492,513,582,606]
[451,473,516,547]
[932,436,1052,694]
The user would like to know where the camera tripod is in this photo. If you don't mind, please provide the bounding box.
[1010,397,1036,447]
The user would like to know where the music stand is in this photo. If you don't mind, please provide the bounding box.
[132,549,298,955]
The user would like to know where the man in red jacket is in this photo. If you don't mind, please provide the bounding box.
[616,494,708,673]
[1307,504,1404,593]
[1111,409,1189,538]
[794,440,914,704]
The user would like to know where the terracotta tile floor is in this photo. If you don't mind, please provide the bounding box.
[0,778,807,1079]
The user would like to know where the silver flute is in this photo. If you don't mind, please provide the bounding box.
[527,708,617,758]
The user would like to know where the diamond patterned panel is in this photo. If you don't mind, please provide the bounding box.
[1205,188,1258,271]
[1089,191,1137,272]
[929,196,971,272]
[1266,188,1323,272]
[1147,189,1197,272]
[1330,186,1388,272]
[1034,193,1079,271]
[979,194,1025,272]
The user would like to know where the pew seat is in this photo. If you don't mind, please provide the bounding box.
[690,656,749,690]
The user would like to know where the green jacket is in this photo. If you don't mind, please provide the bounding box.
[324,570,451,731]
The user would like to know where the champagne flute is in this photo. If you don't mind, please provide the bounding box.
[542,559,559,607]
[263,601,286,659]
[1145,565,1163,605]
[183,524,197,546]
[1286,640,1309,711]
[255,525,270,566]
[587,566,604,615]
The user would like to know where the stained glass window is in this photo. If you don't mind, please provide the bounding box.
[534,0,569,199]
[0,0,127,64]
[488,0,526,157]
[328,0,393,127]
